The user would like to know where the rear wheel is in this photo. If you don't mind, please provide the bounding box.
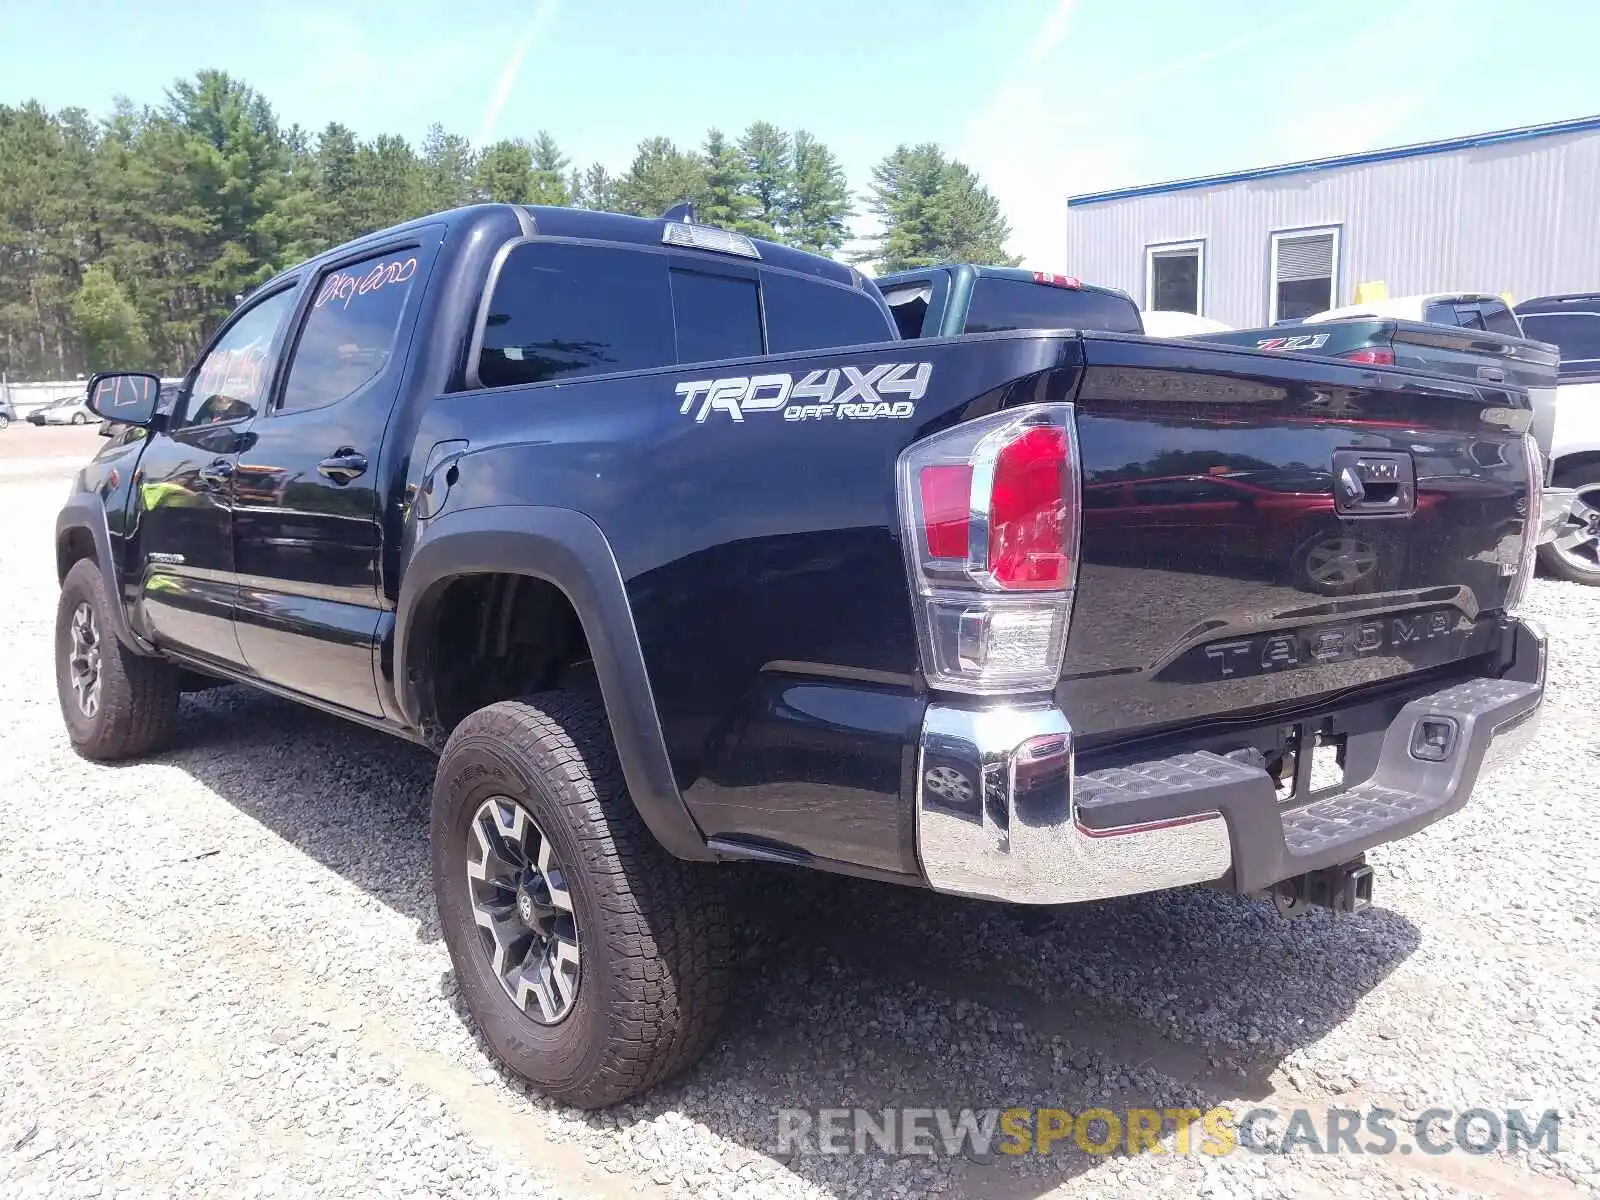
[431,692,731,1108]
[0,413,9,430]
[71,412,87,425]
[1538,464,1600,585]
[55,559,181,760]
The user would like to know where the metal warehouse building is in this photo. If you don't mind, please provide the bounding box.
[1064,115,1600,329]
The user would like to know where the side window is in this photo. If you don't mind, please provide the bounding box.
[1423,302,1459,326]
[1454,305,1487,331]
[478,243,675,388]
[1519,311,1600,379]
[280,251,421,412]
[882,283,932,340]
[183,289,297,428]
[765,270,897,353]
[1477,300,1522,338]
[670,269,763,364]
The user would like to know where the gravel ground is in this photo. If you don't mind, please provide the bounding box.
[1,454,1597,1200]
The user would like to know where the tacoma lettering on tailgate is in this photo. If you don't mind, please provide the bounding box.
[1159,608,1470,682]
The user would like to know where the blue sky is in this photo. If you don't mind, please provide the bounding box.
[4,0,1598,266]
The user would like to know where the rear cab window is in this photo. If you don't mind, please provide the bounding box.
[477,240,894,387]
[1476,300,1522,338]
[964,276,1142,335]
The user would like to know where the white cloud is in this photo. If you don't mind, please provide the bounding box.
[956,0,1130,269]
[477,0,561,147]
[957,0,1350,269]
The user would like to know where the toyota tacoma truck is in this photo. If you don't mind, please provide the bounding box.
[57,204,1547,1109]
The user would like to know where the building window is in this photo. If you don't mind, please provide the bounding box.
[1269,227,1339,323]
[1145,241,1203,314]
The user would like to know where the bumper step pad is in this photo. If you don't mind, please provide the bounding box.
[1073,675,1542,893]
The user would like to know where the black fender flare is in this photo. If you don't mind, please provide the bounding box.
[55,494,154,655]
[395,504,712,861]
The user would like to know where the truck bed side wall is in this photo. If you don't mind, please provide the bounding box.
[401,332,1083,875]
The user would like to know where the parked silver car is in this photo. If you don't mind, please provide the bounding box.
[26,395,95,425]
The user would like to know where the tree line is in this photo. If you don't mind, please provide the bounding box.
[0,70,1016,381]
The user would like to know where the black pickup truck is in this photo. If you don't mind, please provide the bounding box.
[58,204,1546,1108]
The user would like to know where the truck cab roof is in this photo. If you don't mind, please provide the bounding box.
[260,203,873,297]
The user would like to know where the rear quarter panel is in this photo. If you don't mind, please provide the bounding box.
[406,332,1083,873]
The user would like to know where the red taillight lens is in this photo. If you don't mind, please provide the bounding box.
[1032,272,1082,289]
[919,464,973,559]
[897,404,1080,694]
[1341,347,1394,365]
[989,426,1069,589]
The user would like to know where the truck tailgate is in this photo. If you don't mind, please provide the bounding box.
[1060,334,1532,744]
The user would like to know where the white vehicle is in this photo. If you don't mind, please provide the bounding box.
[1304,292,1523,331]
[1141,310,1232,337]
[1516,294,1600,584]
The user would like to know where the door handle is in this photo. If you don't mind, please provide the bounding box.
[317,449,368,485]
[1478,364,1506,383]
[196,458,234,488]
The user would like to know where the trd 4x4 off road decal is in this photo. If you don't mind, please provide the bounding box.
[675,363,932,423]
[1255,333,1330,352]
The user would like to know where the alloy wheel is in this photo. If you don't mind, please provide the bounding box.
[465,796,581,1024]
[67,602,102,718]
[924,764,975,806]
[1304,535,1378,588]
[1547,486,1600,577]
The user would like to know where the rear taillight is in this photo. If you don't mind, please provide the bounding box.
[1340,348,1395,365]
[1506,432,1543,615]
[897,404,1080,694]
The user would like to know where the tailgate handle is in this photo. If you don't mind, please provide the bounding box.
[1478,364,1506,383]
[1331,451,1415,516]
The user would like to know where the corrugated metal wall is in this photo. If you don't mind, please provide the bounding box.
[1064,130,1600,328]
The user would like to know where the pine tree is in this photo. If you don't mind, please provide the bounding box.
[575,163,618,211]
[312,122,363,246]
[472,139,535,203]
[698,129,760,234]
[928,159,1017,266]
[528,131,571,205]
[614,137,706,217]
[737,122,790,240]
[349,134,422,234]
[861,143,1016,271]
[787,130,851,255]
[418,123,475,214]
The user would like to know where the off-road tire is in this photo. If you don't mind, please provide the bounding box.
[432,692,731,1108]
[55,558,181,760]
[1537,462,1600,586]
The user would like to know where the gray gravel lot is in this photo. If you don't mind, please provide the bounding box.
[1,447,1597,1199]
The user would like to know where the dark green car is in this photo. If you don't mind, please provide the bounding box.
[876,264,1143,339]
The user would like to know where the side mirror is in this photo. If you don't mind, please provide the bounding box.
[87,372,162,427]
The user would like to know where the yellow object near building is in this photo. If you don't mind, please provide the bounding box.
[1354,280,1389,305]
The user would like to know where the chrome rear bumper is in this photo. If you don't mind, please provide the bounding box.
[915,620,1546,905]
